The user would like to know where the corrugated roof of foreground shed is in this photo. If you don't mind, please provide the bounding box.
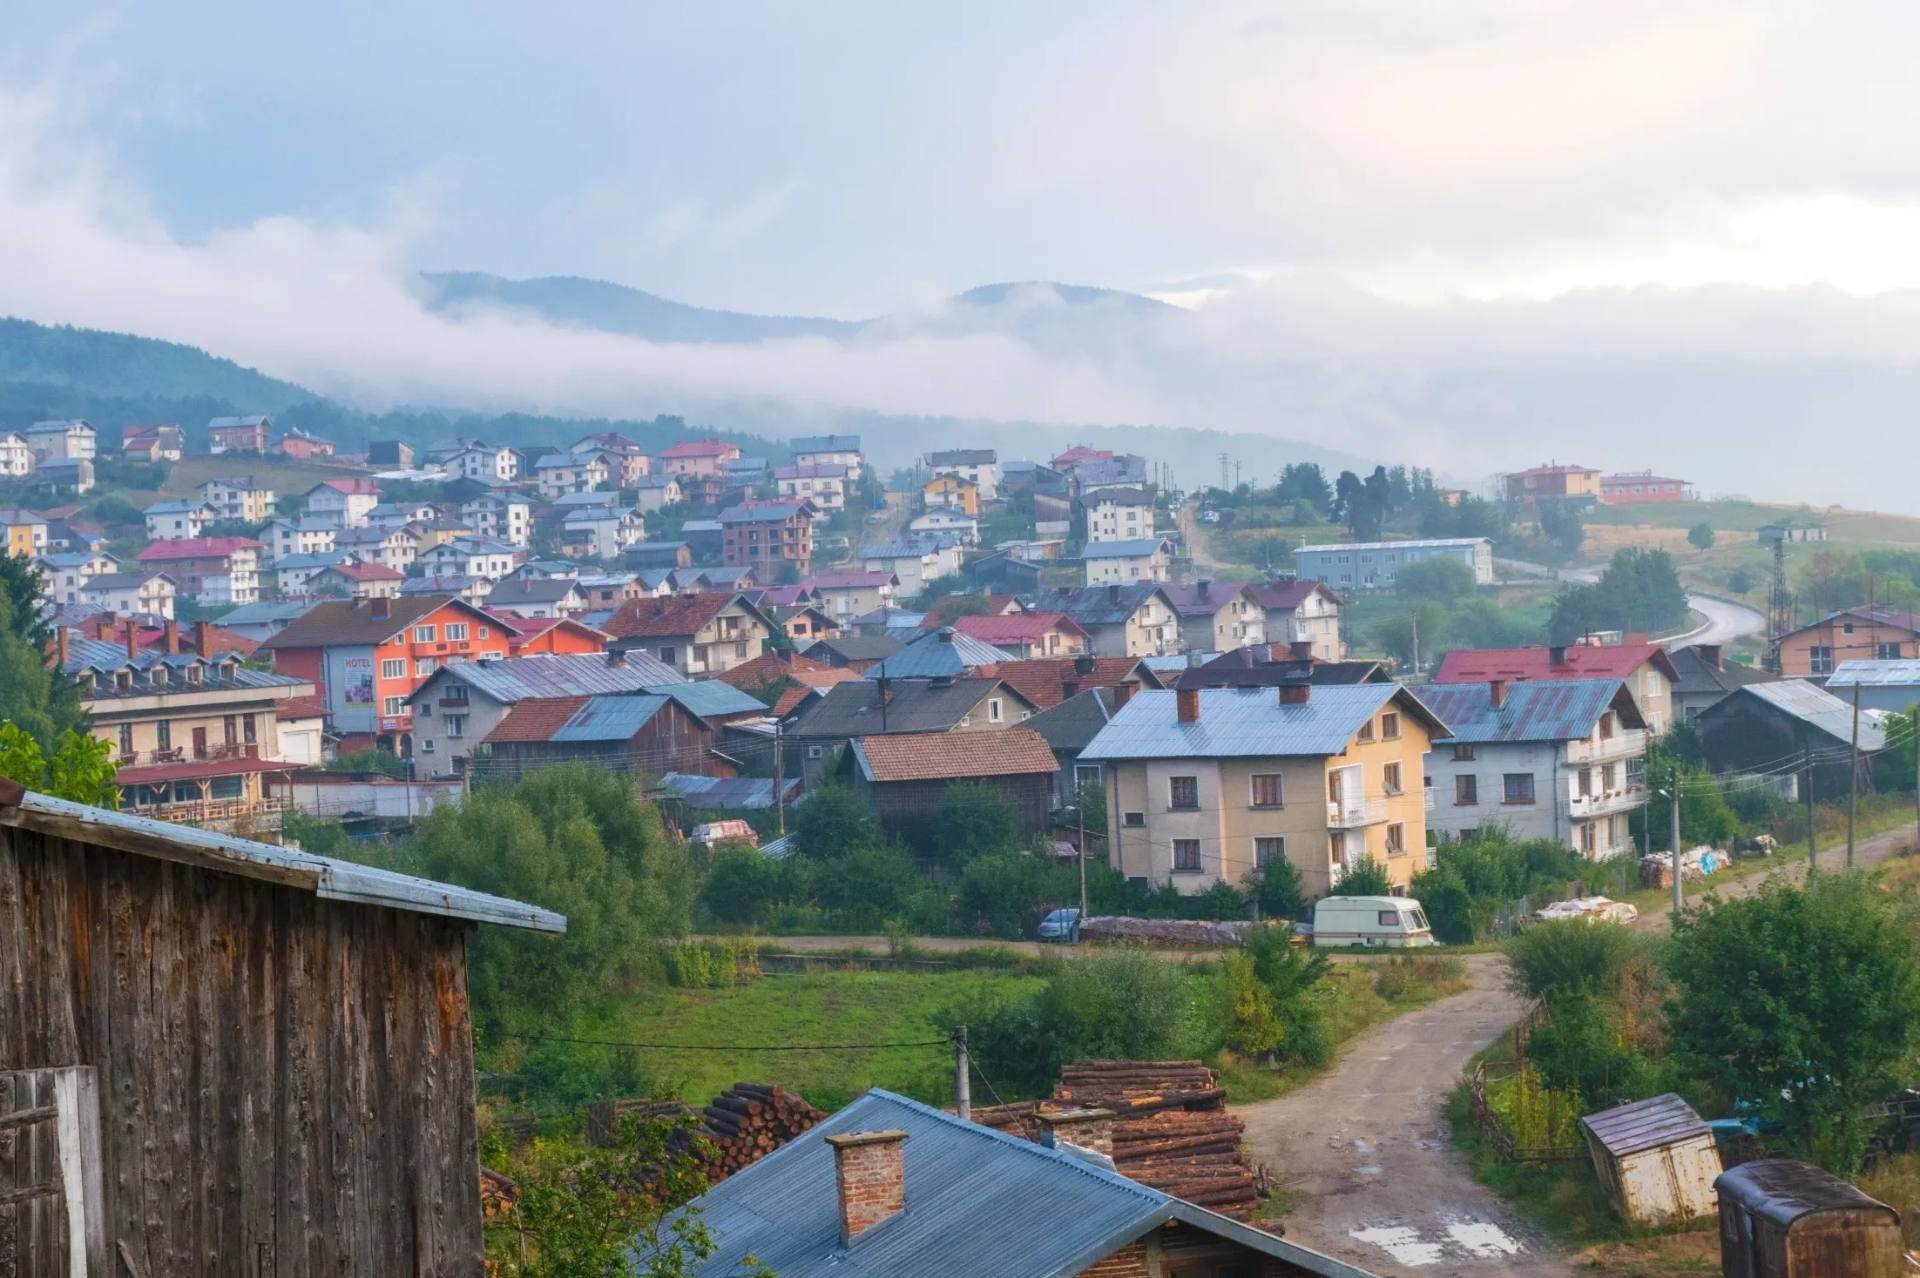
[1579,1094,1711,1158]
[1415,679,1640,743]
[1081,685,1447,761]
[853,729,1059,782]
[656,1088,1374,1278]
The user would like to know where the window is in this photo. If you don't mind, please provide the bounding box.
[1599,712,1615,740]
[1378,910,1400,926]
[1074,764,1102,788]
[1172,840,1202,873]
[1169,776,1199,809]
[421,740,435,753]
[1581,821,1596,854]
[117,723,133,758]
[418,703,431,718]
[1880,642,1903,660]
[445,623,469,642]
[478,626,489,639]
[380,658,406,679]
[415,657,438,676]
[1249,773,1283,808]
[1455,774,1478,805]
[660,646,678,665]
[1602,762,1617,791]
[445,715,466,738]
[414,625,437,643]
[1123,811,1145,827]
[1356,718,1375,743]
[1627,756,1646,785]
[1577,767,1593,798]
[988,698,1004,723]
[1503,773,1536,805]
[1809,646,1834,675]
[1381,712,1400,740]
[1451,744,1476,762]
[1842,622,1855,635]
[1382,762,1402,795]
[1386,823,1406,857]
[807,745,824,759]
[1255,836,1284,867]
[157,720,171,750]
[243,714,256,745]
[382,696,405,716]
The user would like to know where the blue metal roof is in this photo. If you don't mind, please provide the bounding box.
[660,772,798,809]
[865,628,1014,679]
[1415,679,1625,744]
[549,694,669,742]
[1081,538,1170,559]
[662,1089,1370,1278]
[411,652,688,705]
[1827,659,1920,688]
[1081,685,1409,760]
[656,680,768,720]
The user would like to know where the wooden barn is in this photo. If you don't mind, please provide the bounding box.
[474,682,767,786]
[839,729,1059,855]
[0,779,564,1277]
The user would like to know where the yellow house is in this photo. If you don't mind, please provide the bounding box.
[923,474,979,517]
[2,509,48,559]
[1082,683,1447,898]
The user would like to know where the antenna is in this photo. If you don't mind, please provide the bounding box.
[1218,453,1231,491]
[1764,536,1791,674]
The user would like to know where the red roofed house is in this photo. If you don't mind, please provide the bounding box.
[920,594,1025,630]
[601,591,772,676]
[500,614,609,656]
[1435,641,1682,734]
[305,477,382,528]
[1051,444,1113,475]
[952,611,1089,659]
[1160,581,1264,653]
[840,727,1059,852]
[717,649,865,717]
[136,536,264,606]
[309,560,405,600]
[1503,463,1600,503]
[273,426,335,460]
[258,595,514,755]
[992,655,1164,711]
[1598,473,1692,505]
[659,437,741,479]
[120,422,184,462]
[1248,580,1344,661]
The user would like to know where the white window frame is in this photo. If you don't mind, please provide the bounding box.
[414,624,437,643]
[382,696,405,716]
[445,622,469,641]
[380,658,406,679]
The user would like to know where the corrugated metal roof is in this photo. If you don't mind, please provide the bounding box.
[1297,537,1489,553]
[2,790,563,933]
[1081,538,1171,559]
[660,772,798,809]
[1081,686,1405,761]
[1827,659,1920,687]
[865,629,1014,680]
[657,680,768,720]
[1415,679,1628,743]
[1579,1094,1710,1158]
[416,652,687,705]
[549,695,670,742]
[1742,680,1887,749]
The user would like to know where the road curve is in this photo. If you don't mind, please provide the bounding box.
[1495,557,1764,650]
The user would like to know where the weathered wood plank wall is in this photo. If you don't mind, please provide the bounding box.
[0,824,483,1277]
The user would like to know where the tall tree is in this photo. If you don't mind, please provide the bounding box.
[0,555,84,750]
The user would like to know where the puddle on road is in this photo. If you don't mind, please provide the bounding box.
[1349,1226,1445,1267]
[1347,1220,1526,1267]
[1448,1222,1523,1257]
[1354,1165,1382,1175]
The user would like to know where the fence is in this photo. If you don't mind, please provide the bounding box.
[1468,1059,1583,1164]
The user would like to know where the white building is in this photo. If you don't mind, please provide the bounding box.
[144,501,217,540]
[791,434,864,479]
[560,506,647,560]
[533,453,609,498]
[36,551,118,604]
[421,538,523,581]
[1293,537,1494,590]
[265,517,339,563]
[926,448,1001,502]
[331,525,419,573]
[304,479,381,529]
[633,474,684,513]
[82,571,178,619]
[444,444,520,481]
[272,551,352,595]
[860,534,962,594]
[1083,537,1173,585]
[460,493,533,547]
[1086,487,1155,543]
[775,464,848,511]
[908,509,979,546]
[365,501,441,531]
[198,476,277,523]
[0,432,33,476]
[22,419,96,463]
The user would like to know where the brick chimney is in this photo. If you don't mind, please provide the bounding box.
[1290,640,1314,661]
[1038,1108,1115,1155]
[1697,644,1723,670]
[1280,680,1310,705]
[95,612,116,641]
[1176,687,1201,723]
[164,619,180,655]
[1074,654,1096,675]
[55,626,68,669]
[371,596,391,620]
[195,621,212,656]
[1197,579,1211,599]
[1548,645,1567,665]
[826,1130,908,1244]
[125,623,139,661]
[1490,678,1508,708]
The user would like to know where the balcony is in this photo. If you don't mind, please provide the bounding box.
[1569,786,1648,819]
[1567,731,1647,765]
[1326,799,1387,828]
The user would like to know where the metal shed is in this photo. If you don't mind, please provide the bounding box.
[1579,1094,1722,1224]
[1715,1159,1903,1278]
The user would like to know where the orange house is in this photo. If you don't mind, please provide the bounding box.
[500,615,611,656]
[923,474,979,516]
[1776,605,1920,677]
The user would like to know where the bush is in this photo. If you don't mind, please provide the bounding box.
[700,848,784,925]
[1327,858,1392,896]
[1689,522,1716,551]
[792,783,883,859]
[1504,921,1636,1003]
[812,845,923,929]
[1214,951,1283,1056]
[932,782,1020,868]
[1395,556,1478,608]
[957,852,1050,938]
[328,748,408,778]
[1246,857,1304,921]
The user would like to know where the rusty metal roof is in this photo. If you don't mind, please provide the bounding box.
[1416,679,1640,742]
[1578,1094,1710,1158]
[1714,1159,1900,1229]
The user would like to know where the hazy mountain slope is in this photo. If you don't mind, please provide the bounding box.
[418,272,862,343]
[0,317,316,410]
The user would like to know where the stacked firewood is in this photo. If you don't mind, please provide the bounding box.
[680,1083,826,1182]
[1052,1060,1265,1221]
[967,1100,1045,1141]
[584,1098,697,1146]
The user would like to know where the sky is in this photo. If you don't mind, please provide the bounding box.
[6,2,1920,505]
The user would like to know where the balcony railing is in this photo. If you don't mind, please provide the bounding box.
[125,795,292,825]
[1327,799,1386,828]
[117,742,261,767]
[1568,732,1647,764]
[1568,786,1648,818]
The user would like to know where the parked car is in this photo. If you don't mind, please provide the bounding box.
[1311,895,1436,948]
[1198,509,1221,524]
[1037,907,1081,943]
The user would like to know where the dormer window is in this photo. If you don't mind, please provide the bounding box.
[185,665,204,685]
[114,670,132,691]
[149,666,168,687]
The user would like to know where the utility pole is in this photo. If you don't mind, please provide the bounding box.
[1410,614,1420,678]
[773,718,785,836]
[1219,453,1231,491]
[1849,682,1861,867]
[1669,783,1683,916]
[954,1026,971,1120]
[1078,800,1089,934]
[1805,743,1816,868]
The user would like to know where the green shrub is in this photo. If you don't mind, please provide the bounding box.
[1327,858,1392,897]
[700,848,783,925]
[1504,921,1636,1002]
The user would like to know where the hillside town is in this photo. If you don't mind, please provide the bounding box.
[8,415,1920,1277]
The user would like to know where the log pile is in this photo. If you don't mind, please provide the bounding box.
[584,1098,697,1146]
[967,1100,1046,1142]
[678,1082,827,1182]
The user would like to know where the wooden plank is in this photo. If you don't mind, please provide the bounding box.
[0,831,26,1072]
[0,809,321,896]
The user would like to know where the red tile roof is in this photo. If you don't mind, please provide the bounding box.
[952,612,1086,646]
[602,592,741,639]
[717,650,834,688]
[276,695,330,720]
[320,561,404,581]
[137,536,265,561]
[854,728,1059,783]
[1435,643,1681,685]
[992,656,1154,710]
[1052,445,1112,466]
[315,478,380,495]
[484,696,590,744]
[660,438,736,458]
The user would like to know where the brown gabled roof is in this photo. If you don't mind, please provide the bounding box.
[993,656,1160,710]
[853,728,1059,783]
[603,592,746,640]
[276,695,329,721]
[920,594,1024,629]
[258,596,502,650]
[484,696,590,744]
[717,649,835,689]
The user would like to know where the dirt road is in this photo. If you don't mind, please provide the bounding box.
[1631,821,1915,931]
[1236,955,1574,1278]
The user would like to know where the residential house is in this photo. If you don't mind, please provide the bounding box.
[721,500,814,574]
[82,571,178,619]
[0,782,560,1273]
[717,649,863,714]
[367,440,416,468]
[662,1087,1366,1278]
[807,571,898,622]
[601,591,773,676]
[309,561,405,600]
[1174,644,1390,691]
[1248,580,1344,661]
[1295,537,1495,590]
[1775,604,1920,677]
[805,633,904,672]
[633,472,685,513]
[441,442,516,480]
[1082,683,1447,896]
[1419,679,1649,858]
[1668,644,1780,722]
[332,524,420,572]
[921,473,980,516]
[843,728,1059,849]
[1435,642,1682,734]
[365,500,442,531]
[1825,658,1920,713]
[571,432,652,485]
[120,422,184,462]
[408,516,476,555]
[0,431,32,476]
[271,550,353,595]
[785,676,1040,789]
[258,594,514,754]
[1051,443,1113,475]
[273,426,334,459]
[486,575,588,619]
[533,451,610,497]
[198,476,276,523]
[680,518,725,563]
[926,448,1000,501]
[1037,584,1182,658]
[419,537,523,580]
[1086,486,1156,542]
[659,437,741,478]
[23,418,96,463]
[790,434,864,478]
[404,649,686,776]
[561,505,647,559]
[35,549,118,603]
[304,477,381,528]
[919,593,1024,630]
[136,536,264,606]
[551,489,623,515]
[475,684,765,784]
[907,509,979,545]
[498,615,609,656]
[460,492,533,546]
[400,574,494,608]
[1,509,48,558]
[861,533,960,593]
[35,505,102,553]
[1027,686,1123,805]
[1084,537,1173,585]
[776,463,849,510]
[1161,581,1263,652]
[217,600,321,643]
[993,654,1166,712]
[265,515,338,561]
[865,627,1016,680]
[1073,454,1149,496]
[771,604,839,644]
[36,458,94,492]
[1503,462,1601,502]
[1599,472,1691,504]
[207,414,271,453]
[1696,680,1886,802]
[952,611,1089,659]
[574,570,647,610]
[628,540,693,570]
[144,500,217,539]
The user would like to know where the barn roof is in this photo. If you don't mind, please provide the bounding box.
[1579,1094,1710,1158]
[0,785,564,933]
[852,728,1059,783]
[1414,679,1642,742]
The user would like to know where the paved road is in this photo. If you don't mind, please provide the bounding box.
[1631,820,1916,931]
[1236,955,1573,1277]
[1495,557,1764,650]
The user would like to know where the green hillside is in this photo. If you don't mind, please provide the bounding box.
[0,318,315,410]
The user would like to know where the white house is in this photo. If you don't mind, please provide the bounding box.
[1248,580,1344,661]
[266,517,338,563]
[35,550,118,603]
[1086,487,1156,543]
[82,571,177,619]
[909,509,979,546]
[860,534,962,594]
[1084,537,1173,585]
[272,551,353,595]
[805,571,898,620]
[365,501,441,531]
[0,432,33,476]
[144,501,217,540]
[560,506,648,560]
[775,464,848,511]
[926,448,1001,502]
[198,476,277,523]
[421,538,523,580]
[533,453,609,498]
[791,434,864,479]
[23,419,96,463]
[633,473,684,513]
[1294,537,1495,590]
[444,443,519,481]
[1419,678,1650,858]
[304,478,381,529]
[460,493,533,547]
[331,525,420,573]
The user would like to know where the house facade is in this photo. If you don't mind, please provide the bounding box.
[460,492,533,546]
[2,509,48,558]
[860,534,960,593]
[1086,486,1155,542]
[1776,604,1920,678]
[560,506,647,560]
[305,478,381,528]
[921,473,979,515]
[1436,642,1681,735]
[790,434,864,478]
[1161,581,1263,653]
[784,677,1038,789]
[843,728,1059,850]
[198,476,276,523]
[1039,584,1182,658]
[533,452,610,497]
[310,562,405,600]
[0,432,32,476]
[271,551,350,594]
[926,448,1000,501]
[660,437,740,478]
[207,414,271,453]
[952,610,1089,659]
[1599,472,1691,504]
[1504,462,1601,502]
[776,463,848,510]
[1248,581,1344,661]
[135,537,264,606]
[601,591,772,676]
[806,571,898,620]
[120,422,184,461]
[81,571,178,619]
[419,537,523,580]
[1294,537,1494,590]
[144,500,216,540]
[23,418,97,463]
[720,500,814,574]
[633,473,684,513]
[1083,537,1173,585]
[266,516,337,562]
